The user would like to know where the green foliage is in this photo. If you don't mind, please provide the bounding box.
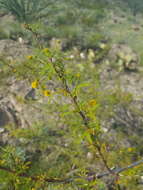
[44,0,106,49]
[0,0,53,23]
[120,0,143,16]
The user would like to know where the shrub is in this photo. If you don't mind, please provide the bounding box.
[0,0,52,23]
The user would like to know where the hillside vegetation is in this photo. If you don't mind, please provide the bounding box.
[0,0,143,190]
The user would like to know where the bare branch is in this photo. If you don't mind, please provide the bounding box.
[90,158,143,180]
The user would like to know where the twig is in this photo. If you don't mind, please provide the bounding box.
[0,166,71,183]
[90,158,143,179]
[50,58,112,173]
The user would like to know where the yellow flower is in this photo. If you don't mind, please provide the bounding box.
[42,48,50,54]
[0,160,5,165]
[88,99,97,107]
[23,23,30,29]
[127,147,133,152]
[76,73,80,78]
[119,150,123,154]
[31,80,38,88]
[13,69,17,72]
[99,43,106,49]
[27,55,33,60]
[16,178,21,184]
[43,90,51,96]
